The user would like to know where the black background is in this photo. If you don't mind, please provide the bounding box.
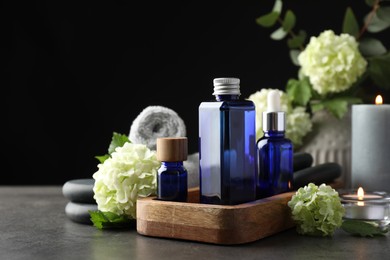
[3,0,389,185]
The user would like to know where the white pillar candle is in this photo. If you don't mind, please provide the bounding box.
[351,97,390,192]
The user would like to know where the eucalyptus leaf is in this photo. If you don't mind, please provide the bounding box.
[272,0,283,13]
[287,30,306,49]
[343,7,359,38]
[289,49,301,66]
[377,6,390,24]
[256,12,279,28]
[270,27,288,40]
[366,13,390,33]
[367,52,390,89]
[255,0,282,28]
[282,10,296,32]
[359,37,387,57]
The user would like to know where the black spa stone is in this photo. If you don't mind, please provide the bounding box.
[65,201,98,225]
[62,178,96,204]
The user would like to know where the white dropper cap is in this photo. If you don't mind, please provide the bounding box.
[262,90,285,132]
[267,90,281,112]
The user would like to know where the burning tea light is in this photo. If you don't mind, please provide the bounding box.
[340,187,390,221]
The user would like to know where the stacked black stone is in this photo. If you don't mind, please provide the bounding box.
[62,179,97,225]
[292,152,342,189]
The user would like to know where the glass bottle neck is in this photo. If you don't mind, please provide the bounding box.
[264,131,285,137]
[215,95,240,101]
[161,161,184,167]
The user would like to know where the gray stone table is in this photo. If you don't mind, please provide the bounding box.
[0,186,389,260]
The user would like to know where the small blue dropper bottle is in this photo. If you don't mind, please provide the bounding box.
[156,137,188,202]
[257,90,293,198]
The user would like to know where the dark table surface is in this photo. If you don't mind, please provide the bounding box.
[1,186,389,260]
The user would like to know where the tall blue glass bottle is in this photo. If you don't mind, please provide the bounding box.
[257,90,293,199]
[199,77,257,205]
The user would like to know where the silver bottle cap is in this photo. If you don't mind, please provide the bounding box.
[212,78,241,96]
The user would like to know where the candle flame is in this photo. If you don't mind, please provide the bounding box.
[357,187,365,206]
[375,95,383,105]
[357,187,364,200]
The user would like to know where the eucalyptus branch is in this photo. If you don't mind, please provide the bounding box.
[357,0,380,40]
[277,17,305,50]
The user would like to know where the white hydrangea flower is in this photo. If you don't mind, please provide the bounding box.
[288,183,345,236]
[298,30,367,95]
[286,107,312,147]
[92,142,161,219]
[247,89,312,147]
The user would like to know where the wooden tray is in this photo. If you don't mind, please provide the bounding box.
[136,187,295,245]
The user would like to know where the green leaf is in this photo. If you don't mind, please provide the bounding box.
[95,154,110,164]
[256,12,279,27]
[341,220,388,237]
[89,210,135,230]
[315,97,362,119]
[282,10,296,32]
[367,52,390,89]
[359,37,387,57]
[287,30,306,49]
[311,102,325,113]
[342,97,363,104]
[272,0,282,13]
[286,78,312,106]
[108,132,131,154]
[342,7,359,38]
[255,0,282,28]
[94,132,130,164]
[289,49,301,66]
[366,13,390,33]
[365,0,376,7]
[325,99,348,119]
[270,27,288,40]
[377,6,390,24]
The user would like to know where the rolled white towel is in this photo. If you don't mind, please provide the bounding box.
[184,152,199,188]
[129,106,186,151]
